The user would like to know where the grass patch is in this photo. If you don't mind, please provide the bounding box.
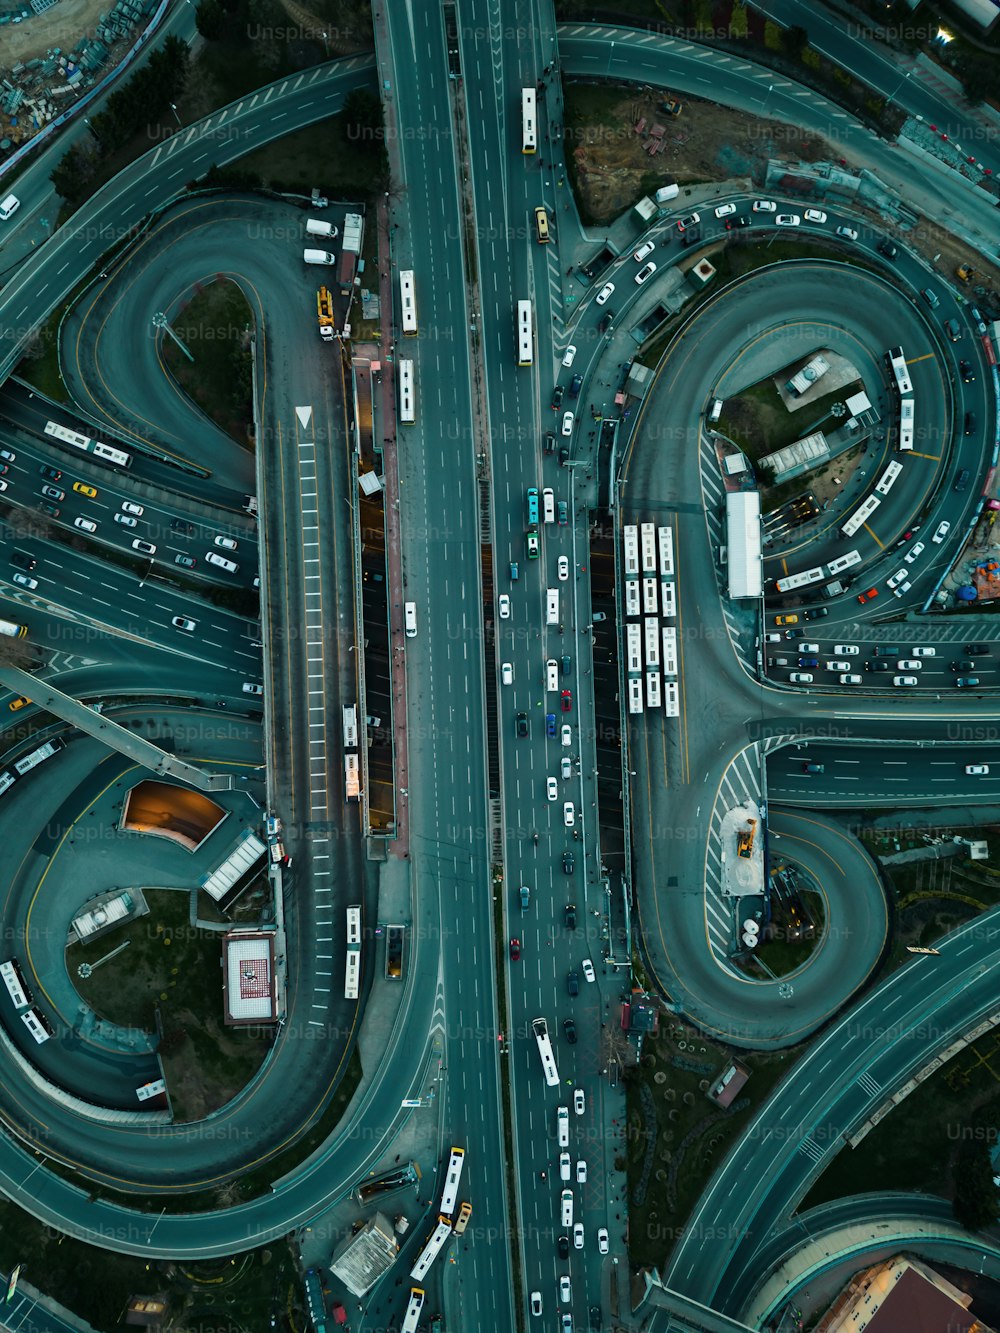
[162,281,255,449]
[237,114,382,201]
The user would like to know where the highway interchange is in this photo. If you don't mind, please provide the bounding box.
[0,2,998,1332]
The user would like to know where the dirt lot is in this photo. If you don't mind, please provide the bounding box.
[0,0,108,69]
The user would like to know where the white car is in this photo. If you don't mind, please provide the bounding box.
[804,208,827,223]
[886,569,908,590]
[530,1292,543,1317]
[714,202,736,218]
[561,756,572,779]
[765,632,782,643]
[561,345,577,368]
[825,660,850,673]
[559,1151,571,1181]
[897,659,922,671]
[932,520,950,544]
[893,675,918,686]
[73,517,97,532]
[559,1276,571,1305]
[573,1219,585,1245]
[775,214,801,226]
[595,282,615,305]
[171,616,196,632]
[214,535,238,550]
[242,683,263,696]
[563,802,575,827]
[557,556,569,581]
[966,764,990,776]
[501,662,513,685]
[132,539,156,555]
[836,225,858,240]
[114,512,137,527]
[833,645,860,656]
[561,724,572,747]
[597,1227,609,1254]
[753,199,777,212]
[904,541,925,564]
[12,573,37,590]
[547,776,558,802]
[912,647,936,658]
[676,212,700,231]
[498,594,511,619]
[789,672,813,683]
[581,958,595,983]
[121,501,144,516]
[576,1161,587,1186]
[840,674,863,685]
[634,261,656,284]
[573,1088,585,1114]
[633,241,655,261]
[561,411,575,437]
[892,580,912,599]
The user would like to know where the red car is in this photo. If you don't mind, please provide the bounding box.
[857,587,879,604]
[560,689,572,712]
[509,938,521,961]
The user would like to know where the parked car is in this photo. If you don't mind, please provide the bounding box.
[804,209,827,223]
[753,199,777,213]
[714,203,736,219]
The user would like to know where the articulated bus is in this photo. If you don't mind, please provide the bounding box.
[44,420,132,468]
[439,1147,466,1217]
[898,397,914,452]
[875,460,904,496]
[399,359,415,424]
[521,88,537,153]
[0,619,26,639]
[827,550,862,576]
[885,347,912,396]
[400,1287,425,1333]
[774,566,824,594]
[345,905,362,999]
[399,270,418,336]
[409,1217,452,1282]
[841,494,881,539]
[0,959,31,1011]
[531,1016,559,1086]
[516,300,533,367]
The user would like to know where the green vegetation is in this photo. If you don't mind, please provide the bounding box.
[237,101,387,200]
[162,280,255,449]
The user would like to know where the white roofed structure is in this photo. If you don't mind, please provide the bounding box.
[726,492,762,599]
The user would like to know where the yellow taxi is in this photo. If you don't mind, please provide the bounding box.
[774,614,798,627]
[72,481,98,498]
[8,696,30,712]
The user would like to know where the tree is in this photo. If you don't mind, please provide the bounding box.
[782,25,809,59]
[195,0,226,39]
[50,143,96,204]
[953,1139,999,1231]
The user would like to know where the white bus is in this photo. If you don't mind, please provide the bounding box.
[399,270,418,336]
[885,346,912,396]
[344,754,360,804]
[898,397,914,452]
[14,738,64,777]
[875,460,903,496]
[626,623,643,675]
[401,1287,425,1333]
[440,1147,466,1217]
[644,617,660,669]
[640,523,657,574]
[0,959,31,1010]
[345,905,362,999]
[775,566,824,593]
[521,88,537,153]
[658,526,674,578]
[342,705,358,749]
[664,680,680,717]
[399,359,415,424]
[44,419,132,468]
[827,550,862,576]
[0,619,26,639]
[410,1217,452,1281]
[516,300,533,367]
[136,1079,166,1102]
[624,579,641,618]
[646,671,662,709]
[21,1008,52,1044]
[662,626,678,678]
[0,771,15,799]
[841,494,881,539]
[627,677,644,714]
[531,1016,559,1086]
[642,577,658,615]
[661,581,676,619]
[623,525,639,577]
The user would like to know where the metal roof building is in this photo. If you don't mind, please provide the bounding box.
[725,492,762,599]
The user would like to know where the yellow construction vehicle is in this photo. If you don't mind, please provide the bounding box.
[737,819,756,858]
[316,287,334,341]
[957,263,975,285]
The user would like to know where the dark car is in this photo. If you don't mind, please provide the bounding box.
[174,554,197,568]
[39,464,62,481]
[725,215,750,229]
[170,517,195,534]
[561,655,571,676]
[568,373,583,398]
[10,551,36,571]
[802,762,825,774]
[562,850,575,874]
[964,413,976,437]
[964,644,991,656]
[563,1018,577,1044]
[951,659,976,672]
[516,711,529,738]
[804,606,829,620]
[38,502,60,518]
[960,360,975,382]
[956,677,980,688]
[798,657,819,669]
[551,385,565,411]
[509,938,521,961]
[867,661,892,672]
[877,238,898,260]
[565,902,577,929]
[0,464,8,476]
[560,689,572,713]
[544,432,556,455]
[954,467,970,491]
[546,712,557,737]
[559,446,571,466]
[590,1307,603,1330]
[597,312,614,333]
[557,1235,570,1260]
[567,971,579,997]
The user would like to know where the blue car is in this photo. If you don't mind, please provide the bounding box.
[546,713,557,737]
[510,561,519,581]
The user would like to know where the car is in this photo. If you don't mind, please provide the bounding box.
[877,238,898,259]
[565,902,577,929]
[892,580,911,599]
[39,465,62,481]
[73,517,97,532]
[561,654,571,676]
[857,587,878,603]
[516,711,529,738]
[804,606,829,620]
[964,644,992,656]
[893,675,918,686]
[798,643,820,654]
[38,502,60,518]
[676,212,701,231]
[509,938,521,962]
[567,970,579,996]
[774,614,798,626]
[558,446,570,467]
[547,776,559,803]
[214,534,239,551]
[561,411,575,437]
[510,560,519,581]
[582,958,595,983]
[775,214,801,226]
[498,594,511,619]
[562,851,574,874]
[753,199,777,213]
[789,672,813,683]
[633,240,655,261]
[767,656,791,668]
[568,373,583,399]
[798,656,819,668]
[557,555,569,581]
[714,203,736,219]
[897,660,922,670]
[527,531,539,559]
[546,713,556,737]
[867,660,892,673]
[597,312,614,333]
[241,682,263,697]
[944,318,961,342]
[543,432,557,458]
[132,539,156,555]
[561,344,577,368]
[550,385,565,413]
[574,1088,585,1114]
[804,208,827,223]
[964,414,976,438]
[563,801,574,827]
[41,484,65,501]
[12,573,37,590]
[887,569,908,590]
[72,481,98,498]
[563,1018,577,1044]
[0,465,7,476]
[956,677,980,688]
[0,449,15,463]
[574,1218,585,1244]
[557,1233,570,1260]
[557,1151,571,1183]
[174,554,197,568]
[121,500,144,516]
[971,306,988,335]
[588,1309,601,1331]
[559,1276,572,1305]
[501,662,513,686]
[765,632,783,643]
[959,359,975,382]
[561,724,572,747]
[114,512,137,527]
[921,287,940,309]
[635,260,657,284]
[912,647,935,658]
[825,660,850,672]
[595,282,615,305]
[836,224,859,240]
[833,644,860,656]
[725,214,750,229]
[951,660,977,672]
[904,541,925,564]
[170,517,195,534]
[171,616,196,632]
[966,764,990,776]
[10,551,35,571]
[7,696,29,712]
[530,1292,543,1317]
[560,689,572,712]
[840,674,863,685]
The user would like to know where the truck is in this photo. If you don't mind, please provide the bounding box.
[956,262,974,284]
[736,819,756,858]
[785,354,830,398]
[823,579,848,599]
[303,248,336,266]
[658,97,683,117]
[385,924,404,979]
[317,286,335,341]
[306,217,339,239]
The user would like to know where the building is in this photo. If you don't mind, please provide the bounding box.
[330,1212,399,1297]
[817,1255,994,1332]
[726,492,762,599]
[222,930,277,1025]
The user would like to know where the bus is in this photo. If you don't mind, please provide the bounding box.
[646,671,662,709]
[624,579,640,618]
[43,420,132,468]
[875,460,904,496]
[439,1147,466,1217]
[0,771,15,799]
[344,753,360,804]
[640,523,657,574]
[642,577,658,616]
[0,619,26,639]
[774,566,824,594]
[399,359,415,424]
[662,626,678,678]
[345,905,361,999]
[622,525,639,577]
[136,1078,166,1101]
[885,347,912,396]
[658,526,674,578]
[531,1016,559,1086]
[0,959,31,1011]
[521,88,537,153]
[644,617,660,669]
[526,487,539,526]
[342,705,358,749]
[401,1288,425,1333]
[14,738,64,777]
[626,623,643,675]
[898,397,914,452]
[627,677,644,714]
[664,680,680,717]
[409,1217,452,1281]
[827,550,862,576]
[21,1008,53,1044]
[841,494,881,539]
[399,270,418,336]
[516,300,533,367]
